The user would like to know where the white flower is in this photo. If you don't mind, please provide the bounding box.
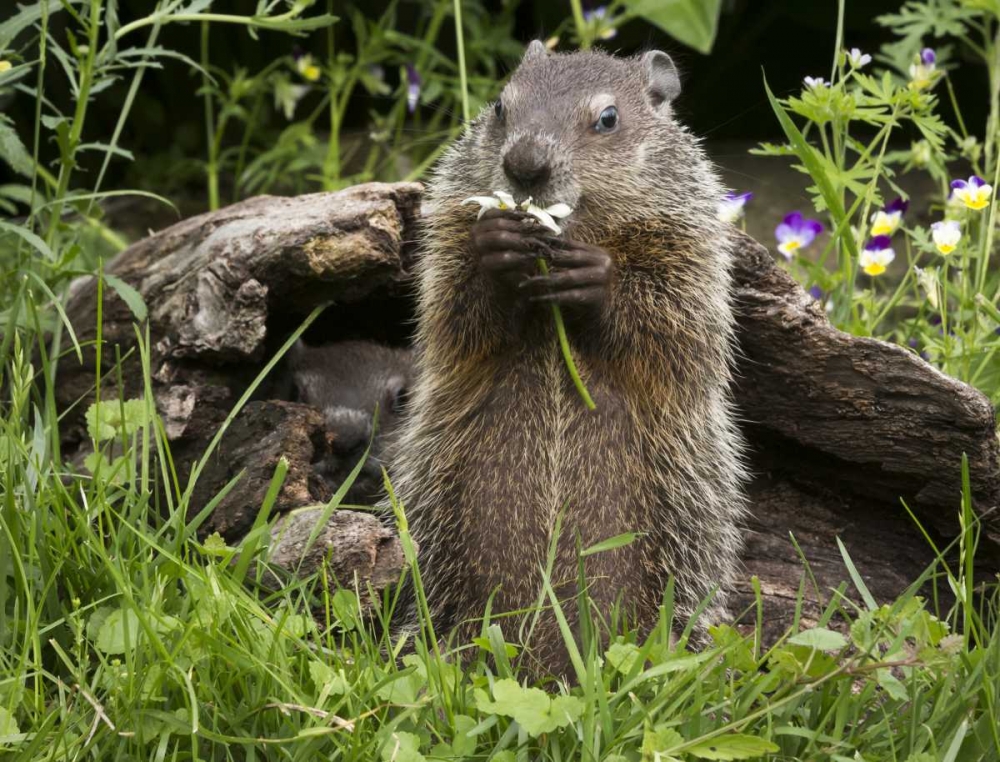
[803,76,830,89]
[847,48,871,69]
[520,197,573,234]
[461,191,573,234]
[930,220,961,255]
[462,190,518,218]
[914,266,940,309]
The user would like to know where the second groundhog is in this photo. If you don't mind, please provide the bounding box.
[391,42,747,674]
[280,340,413,505]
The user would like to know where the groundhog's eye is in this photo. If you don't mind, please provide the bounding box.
[494,100,504,120]
[595,105,619,133]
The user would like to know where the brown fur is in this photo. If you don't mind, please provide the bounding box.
[390,45,747,675]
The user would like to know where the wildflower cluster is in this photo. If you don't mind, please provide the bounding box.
[757,4,1000,403]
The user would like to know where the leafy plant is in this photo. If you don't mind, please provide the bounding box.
[756,0,1000,403]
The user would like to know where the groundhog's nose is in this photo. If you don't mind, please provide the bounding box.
[503,137,551,192]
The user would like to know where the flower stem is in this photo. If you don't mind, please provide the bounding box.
[537,258,596,410]
[452,0,470,125]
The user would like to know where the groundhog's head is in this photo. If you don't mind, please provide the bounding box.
[432,43,717,230]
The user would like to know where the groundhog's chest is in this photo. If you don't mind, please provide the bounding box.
[457,335,644,519]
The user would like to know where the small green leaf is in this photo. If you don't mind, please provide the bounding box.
[104,274,148,322]
[331,589,359,631]
[876,668,908,701]
[450,714,478,756]
[96,608,142,654]
[380,730,425,762]
[309,661,348,695]
[475,679,583,737]
[0,706,20,739]
[0,117,33,177]
[85,398,147,442]
[83,450,109,475]
[686,733,780,760]
[85,402,117,442]
[0,220,56,261]
[623,0,723,54]
[581,532,639,557]
[606,641,641,674]
[643,723,684,761]
[201,532,230,556]
[788,627,848,651]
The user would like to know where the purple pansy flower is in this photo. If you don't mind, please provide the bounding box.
[860,235,895,276]
[808,285,825,301]
[717,191,753,223]
[870,197,909,236]
[406,63,421,113]
[775,211,824,259]
[950,175,993,210]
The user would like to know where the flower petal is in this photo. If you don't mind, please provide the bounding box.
[525,206,561,234]
[494,190,517,209]
[544,202,574,218]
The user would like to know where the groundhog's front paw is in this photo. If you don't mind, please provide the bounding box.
[519,238,613,310]
[470,208,547,289]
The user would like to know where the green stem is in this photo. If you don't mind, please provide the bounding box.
[45,0,101,249]
[569,0,588,49]
[201,22,219,211]
[536,259,596,410]
[452,0,470,125]
[323,0,340,188]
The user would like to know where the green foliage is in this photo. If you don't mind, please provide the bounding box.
[622,0,723,54]
[757,0,1000,404]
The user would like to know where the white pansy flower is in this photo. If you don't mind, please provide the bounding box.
[930,220,961,255]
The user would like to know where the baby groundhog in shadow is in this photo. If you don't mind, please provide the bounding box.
[389,42,748,677]
[279,340,413,505]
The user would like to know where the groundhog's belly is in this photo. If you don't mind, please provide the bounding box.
[452,347,657,609]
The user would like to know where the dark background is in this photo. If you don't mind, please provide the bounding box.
[0,0,988,198]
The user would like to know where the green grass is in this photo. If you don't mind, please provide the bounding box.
[1,322,999,761]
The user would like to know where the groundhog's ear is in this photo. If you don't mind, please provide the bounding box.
[522,39,548,63]
[642,50,681,108]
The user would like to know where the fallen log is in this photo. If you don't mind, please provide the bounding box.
[56,182,999,635]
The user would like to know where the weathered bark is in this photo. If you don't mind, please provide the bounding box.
[58,183,423,594]
[268,507,405,608]
[56,182,999,637]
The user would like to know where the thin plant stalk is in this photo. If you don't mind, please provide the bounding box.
[537,258,596,410]
[453,0,470,125]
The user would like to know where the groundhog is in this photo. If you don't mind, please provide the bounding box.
[278,340,413,505]
[390,42,747,675]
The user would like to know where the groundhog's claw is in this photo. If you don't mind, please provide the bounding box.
[520,239,613,309]
[471,208,547,288]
